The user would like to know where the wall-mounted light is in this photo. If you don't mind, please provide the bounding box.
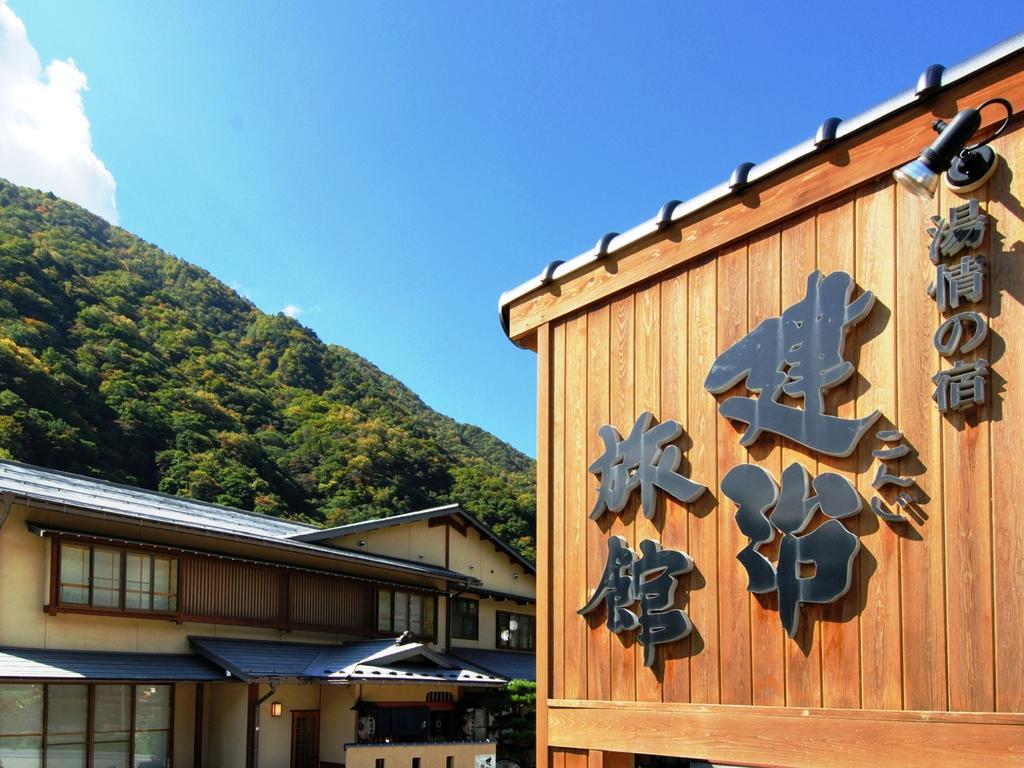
[357,540,367,547]
[894,98,1012,198]
[270,702,283,717]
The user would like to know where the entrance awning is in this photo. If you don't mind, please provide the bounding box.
[0,646,229,682]
[189,635,507,686]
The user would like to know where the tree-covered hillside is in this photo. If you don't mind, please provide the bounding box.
[0,179,536,559]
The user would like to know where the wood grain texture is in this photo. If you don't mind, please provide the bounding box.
[715,243,751,706]
[659,272,691,704]
[940,174,995,714]
[548,703,1024,768]
[633,284,662,703]
[551,322,566,701]
[815,196,862,710]
[686,257,719,705]
[564,314,590,701]
[536,323,553,768]
[854,180,903,712]
[608,295,637,702]
[894,173,947,713]
[746,229,786,708]
[586,306,611,703]
[989,124,1024,712]
[780,213,823,708]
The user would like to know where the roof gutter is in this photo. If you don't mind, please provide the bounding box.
[498,31,1024,344]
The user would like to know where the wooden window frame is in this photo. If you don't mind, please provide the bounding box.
[495,610,535,651]
[50,537,181,622]
[374,587,438,642]
[450,597,479,641]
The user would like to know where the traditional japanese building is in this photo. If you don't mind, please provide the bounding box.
[0,459,536,767]
[499,32,1024,768]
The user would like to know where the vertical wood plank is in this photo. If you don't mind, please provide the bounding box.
[552,322,566,701]
[745,229,786,707]
[660,272,691,704]
[536,323,553,768]
[716,243,752,706]
[565,314,590,701]
[941,173,995,714]
[634,283,663,703]
[609,295,637,702]
[855,180,903,711]
[687,256,720,704]
[990,125,1024,712]
[895,171,947,712]
[780,213,824,709]
[586,305,611,703]
[816,196,862,710]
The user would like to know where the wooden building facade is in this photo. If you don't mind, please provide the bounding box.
[500,34,1024,768]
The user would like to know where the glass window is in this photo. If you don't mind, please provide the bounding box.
[93,685,131,768]
[125,553,152,610]
[394,592,409,632]
[92,549,122,609]
[58,544,176,614]
[133,686,170,768]
[59,544,90,605]
[151,559,177,612]
[420,598,434,638]
[377,590,436,639]
[451,598,478,640]
[496,611,535,650]
[46,684,87,768]
[0,685,172,768]
[377,590,392,633]
[0,683,43,768]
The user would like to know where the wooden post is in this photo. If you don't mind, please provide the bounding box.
[193,683,205,768]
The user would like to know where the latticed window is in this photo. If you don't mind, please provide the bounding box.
[376,588,436,639]
[496,610,535,650]
[451,597,479,640]
[57,542,177,613]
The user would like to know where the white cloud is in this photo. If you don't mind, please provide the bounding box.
[0,1,118,222]
[282,304,303,318]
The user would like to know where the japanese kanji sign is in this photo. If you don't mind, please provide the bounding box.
[703,269,880,457]
[721,462,861,636]
[578,536,694,666]
[588,411,707,520]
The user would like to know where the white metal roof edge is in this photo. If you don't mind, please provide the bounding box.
[498,30,1024,343]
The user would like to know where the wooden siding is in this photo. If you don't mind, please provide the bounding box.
[533,116,1024,767]
[179,559,376,634]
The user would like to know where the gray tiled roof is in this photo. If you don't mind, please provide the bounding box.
[0,460,474,583]
[0,458,311,539]
[449,648,536,682]
[0,646,228,682]
[189,636,507,686]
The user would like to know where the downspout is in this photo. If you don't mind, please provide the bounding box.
[0,492,13,530]
[445,581,471,652]
[250,683,278,768]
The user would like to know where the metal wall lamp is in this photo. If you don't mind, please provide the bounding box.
[894,98,1013,198]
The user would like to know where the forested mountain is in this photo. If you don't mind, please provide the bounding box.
[0,179,536,559]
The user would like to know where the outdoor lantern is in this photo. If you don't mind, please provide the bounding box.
[270,702,283,717]
[894,98,1013,198]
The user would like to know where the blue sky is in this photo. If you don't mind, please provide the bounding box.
[3,1,1023,456]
